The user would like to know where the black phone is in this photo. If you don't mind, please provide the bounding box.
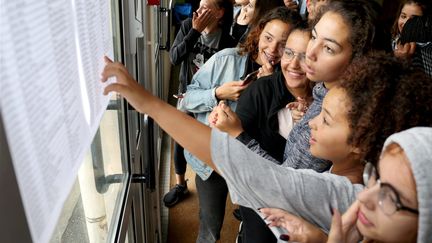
[242,70,259,85]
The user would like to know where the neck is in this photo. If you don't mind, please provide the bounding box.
[204,23,220,34]
[323,80,338,90]
[331,158,364,184]
[287,85,311,100]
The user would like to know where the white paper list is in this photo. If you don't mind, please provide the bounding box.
[0,0,114,242]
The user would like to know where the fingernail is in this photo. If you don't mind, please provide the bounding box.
[279,234,290,241]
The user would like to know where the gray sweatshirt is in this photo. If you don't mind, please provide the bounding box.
[211,129,364,232]
[382,127,432,243]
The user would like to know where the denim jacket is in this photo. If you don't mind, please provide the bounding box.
[181,47,249,180]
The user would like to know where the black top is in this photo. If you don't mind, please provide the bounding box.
[169,18,237,93]
[231,22,249,44]
[236,71,295,163]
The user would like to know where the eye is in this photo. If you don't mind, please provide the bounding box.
[323,116,329,125]
[311,34,317,41]
[324,45,335,54]
[265,35,272,42]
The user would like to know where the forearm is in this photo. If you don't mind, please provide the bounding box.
[182,88,218,113]
[143,91,216,169]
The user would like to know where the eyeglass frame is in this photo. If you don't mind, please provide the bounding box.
[282,47,306,63]
[362,162,419,216]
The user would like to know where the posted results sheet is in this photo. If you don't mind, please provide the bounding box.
[0,0,114,242]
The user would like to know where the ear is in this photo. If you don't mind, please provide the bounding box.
[216,8,225,19]
[351,146,362,155]
[306,0,312,12]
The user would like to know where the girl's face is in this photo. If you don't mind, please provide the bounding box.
[197,0,224,18]
[302,12,353,86]
[397,3,423,33]
[256,19,291,66]
[242,0,256,21]
[308,87,358,163]
[356,147,418,242]
[307,0,329,21]
[281,30,310,90]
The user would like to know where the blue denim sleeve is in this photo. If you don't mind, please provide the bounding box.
[181,54,220,113]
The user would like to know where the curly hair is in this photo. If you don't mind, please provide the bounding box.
[238,7,302,59]
[312,0,380,58]
[339,52,432,165]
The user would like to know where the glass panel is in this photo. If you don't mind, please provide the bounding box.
[50,0,128,241]
[125,210,137,243]
[50,107,128,243]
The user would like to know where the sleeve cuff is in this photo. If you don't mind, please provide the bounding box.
[235,131,253,145]
[212,87,220,104]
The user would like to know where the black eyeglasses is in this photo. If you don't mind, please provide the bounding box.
[363,162,419,216]
[282,48,306,63]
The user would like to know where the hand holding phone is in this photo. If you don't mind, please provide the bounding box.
[242,70,259,86]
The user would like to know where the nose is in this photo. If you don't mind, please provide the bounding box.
[357,184,379,211]
[289,55,301,69]
[269,41,279,54]
[305,39,317,62]
[308,114,318,130]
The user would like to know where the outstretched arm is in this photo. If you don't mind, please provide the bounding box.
[101,57,216,169]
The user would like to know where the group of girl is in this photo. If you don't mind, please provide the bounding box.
[101,0,432,242]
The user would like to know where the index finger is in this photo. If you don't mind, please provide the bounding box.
[328,208,343,243]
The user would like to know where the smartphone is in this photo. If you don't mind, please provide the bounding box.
[173,94,184,99]
[242,70,259,85]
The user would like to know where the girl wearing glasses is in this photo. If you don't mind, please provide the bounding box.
[262,127,431,242]
[337,127,431,243]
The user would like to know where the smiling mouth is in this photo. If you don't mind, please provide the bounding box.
[263,52,277,65]
[287,70,306,78]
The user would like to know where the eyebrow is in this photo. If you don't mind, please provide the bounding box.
[312,28,343,49]
[264,31,274,38]
[378,164,415,205]
[323,107,334,120]
[384,180,414,205]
